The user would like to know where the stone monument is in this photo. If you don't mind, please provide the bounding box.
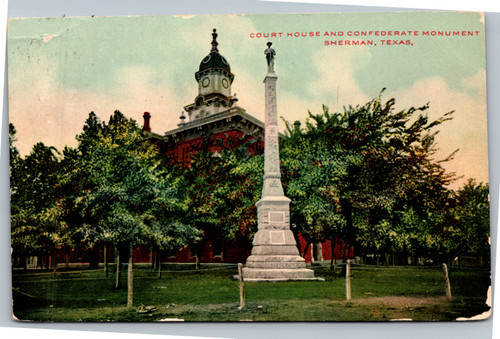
[242,42,317,281]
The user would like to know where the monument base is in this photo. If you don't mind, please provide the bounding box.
[242,196,320,282]
[243,244,320,281]
[242,260,321,282]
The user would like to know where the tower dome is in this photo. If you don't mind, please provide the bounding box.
[195,29,233,81]
[198,51,231,73]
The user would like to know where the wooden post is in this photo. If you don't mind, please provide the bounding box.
[346,259,351,301]
[442,263,452,299]
[238,263,245,309]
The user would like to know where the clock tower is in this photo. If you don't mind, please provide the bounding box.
[184,29,238,121]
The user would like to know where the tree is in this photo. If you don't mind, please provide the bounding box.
[10,123,33,269]
[10,133,72,273]
[75,111,200,307]
[281,91,457,264]
[180,134,263,267]
[448,179,490,264]
[281,127,346,261]
[58,112,106,269]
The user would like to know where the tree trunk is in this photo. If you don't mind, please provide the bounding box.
[340,197,354,275]
[330,237,336,269]
[65,247,70,269]
[52,247,58,276]
[150,246,155,269]
[115,246,121,289]
[340,241,351,275]
[89,245,99,269]
[195,245,202,270]
[104,244,108,277]
[158,250,162,279]
[195,254,200,270]
[127,244,134,308]
[302,242,311,259]
[313,243,323,263]
[155,249,161,271]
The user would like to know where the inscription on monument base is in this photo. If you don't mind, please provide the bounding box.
[269,231,286,244]
[269,211,285,223]
[269,179,279,187]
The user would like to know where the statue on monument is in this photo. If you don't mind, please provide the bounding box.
[264,41,276,74]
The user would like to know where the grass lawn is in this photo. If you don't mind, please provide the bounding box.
[11,263,490,322]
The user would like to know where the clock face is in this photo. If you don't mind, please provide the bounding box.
[202,77,210,87]
[222,78,229,89]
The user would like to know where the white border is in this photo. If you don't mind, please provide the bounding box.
[1,1,497,339]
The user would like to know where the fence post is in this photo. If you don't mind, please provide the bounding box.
[238,263,245,309]
[346,259,352,302]
[442,263,452,299]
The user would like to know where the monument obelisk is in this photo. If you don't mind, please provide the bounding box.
[243,42,316,281]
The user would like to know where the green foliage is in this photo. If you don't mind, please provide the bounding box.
[10,91,490,268]
[10,110,202,265]
[281,117,347,245]
[181,135,263,243]
[448,179,490,258]
[10,135,72,259]
[73,111,200,250]
[281,91,465,260]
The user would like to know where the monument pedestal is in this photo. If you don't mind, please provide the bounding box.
[243,196,317,282]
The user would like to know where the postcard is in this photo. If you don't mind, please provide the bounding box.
[8,11,490,322]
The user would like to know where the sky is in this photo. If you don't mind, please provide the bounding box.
[7,11,488,189]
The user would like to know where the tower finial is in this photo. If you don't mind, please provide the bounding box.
[211,28,219,53]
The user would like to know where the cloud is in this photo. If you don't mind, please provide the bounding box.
[111,64,185,133]
[305,43,372,111]
[254,42,374,130]
[9,62,185,155]
[390,70,488,187]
